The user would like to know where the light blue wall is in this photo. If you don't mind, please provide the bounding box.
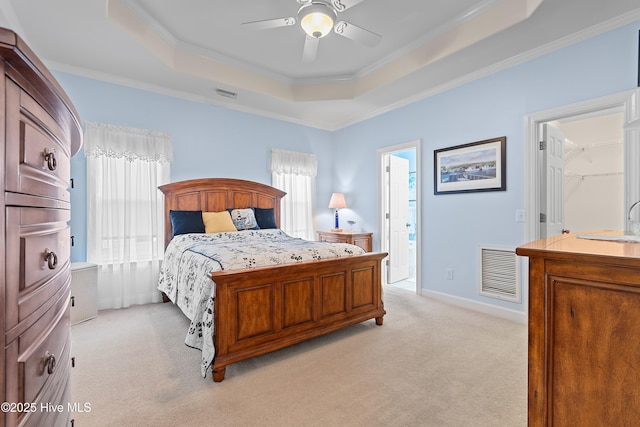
[58,20,639,314]
[55,74,334,262]
[332,21,640,311]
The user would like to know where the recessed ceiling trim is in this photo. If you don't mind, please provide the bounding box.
[173,39,295,85]
[39,3,640,132]
[313,0,545,99]
[122,0,298,85]
[109,0,543,104]
[354,0,502,79]
[347,8,640,132]
[107,0,294,99]
[122,0,178,46]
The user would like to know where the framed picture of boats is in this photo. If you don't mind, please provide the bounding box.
[434,136,506,195]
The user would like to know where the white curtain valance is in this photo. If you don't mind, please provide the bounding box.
[84,121,173,163]
[271,149,317,177]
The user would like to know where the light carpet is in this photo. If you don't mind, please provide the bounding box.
[70,286,527,426]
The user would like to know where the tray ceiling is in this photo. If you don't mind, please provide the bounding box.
[1,0,639,130]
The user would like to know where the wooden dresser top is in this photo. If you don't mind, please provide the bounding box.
[516,231,640,267]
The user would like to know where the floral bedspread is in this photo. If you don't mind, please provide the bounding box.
[157,229,365,377]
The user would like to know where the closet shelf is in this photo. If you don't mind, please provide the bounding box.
[565,138,622,163]
[566,171,623,180]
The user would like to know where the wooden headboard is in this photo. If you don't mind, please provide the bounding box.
[159,178,286,248]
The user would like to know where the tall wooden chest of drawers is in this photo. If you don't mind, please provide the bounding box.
[517,232,640,426]
[0,28,82,427]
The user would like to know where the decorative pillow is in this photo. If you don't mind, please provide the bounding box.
[170,210,205,236]
[229,208,259,230]
[202,211,237,233]
[254,207,277,229]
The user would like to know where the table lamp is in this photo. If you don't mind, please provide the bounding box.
[328,193,347,232]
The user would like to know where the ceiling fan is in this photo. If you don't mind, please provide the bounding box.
[241,0,381,62]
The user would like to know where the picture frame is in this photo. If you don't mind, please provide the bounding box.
[434,136,506,195]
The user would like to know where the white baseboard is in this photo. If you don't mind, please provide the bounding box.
[421,289,527,324]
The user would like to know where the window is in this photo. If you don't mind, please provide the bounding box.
[84,121,172,309]
[270,149,317,240]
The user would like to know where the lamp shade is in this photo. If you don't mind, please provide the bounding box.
[328,193,347,209]
[299,3,336,39]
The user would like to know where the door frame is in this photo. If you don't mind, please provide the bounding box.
[524,90,634,242]
[377,139,422,295]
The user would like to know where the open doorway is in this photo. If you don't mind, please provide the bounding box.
[378,140,421,294]
[549,111,624,235]
[525,91,636,243]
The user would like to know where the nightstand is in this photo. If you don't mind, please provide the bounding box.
[317,230,373,252]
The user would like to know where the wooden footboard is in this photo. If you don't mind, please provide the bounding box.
[210,252,387,382]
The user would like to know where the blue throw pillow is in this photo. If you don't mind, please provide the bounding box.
[170,210,205,236]
[254,207,277,229]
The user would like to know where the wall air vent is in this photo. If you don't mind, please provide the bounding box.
[478,245,521,303]
[215,88,237,99]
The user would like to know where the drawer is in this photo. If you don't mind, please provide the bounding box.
[4,297,71,427]
[20,300,71,407]
[5,206,71,330]
[351,236,372,252]
[318,231,372,252]
[319,233,343,244]
[22,372,71,427]
[5,78,71,202]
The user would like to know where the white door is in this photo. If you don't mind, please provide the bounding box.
[388,155,410,283]
[541,123,566,237]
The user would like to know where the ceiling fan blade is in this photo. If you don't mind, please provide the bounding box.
[330,0,368,12]
[241,17,296,31]
[334,21,381,47]
[302,36,320,62]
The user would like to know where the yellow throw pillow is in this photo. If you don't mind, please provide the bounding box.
[202,211,237,233]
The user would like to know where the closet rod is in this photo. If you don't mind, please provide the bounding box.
[566,171,623,180]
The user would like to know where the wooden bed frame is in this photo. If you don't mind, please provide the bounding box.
[159,178,387,382]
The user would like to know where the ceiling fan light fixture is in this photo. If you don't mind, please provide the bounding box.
[299,3,336,38]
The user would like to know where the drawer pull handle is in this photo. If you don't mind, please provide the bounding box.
[45,352,57,375]
[44,148,57,171]
[44,249,58,269]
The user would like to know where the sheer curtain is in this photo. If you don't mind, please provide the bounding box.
[84,121,172,309]
[271,149,318,240]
